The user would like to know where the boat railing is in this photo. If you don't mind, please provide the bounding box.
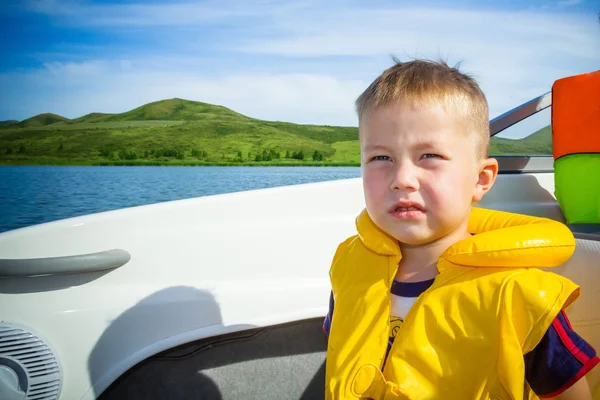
[489,92,552,137]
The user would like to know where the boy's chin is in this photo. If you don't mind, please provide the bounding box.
[385,224,457,247]
[395,236,438,247]
[388,229,438,247]
[391,227,471,248]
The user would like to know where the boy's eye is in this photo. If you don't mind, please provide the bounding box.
[372,155,392,161]
[421,153,441,160]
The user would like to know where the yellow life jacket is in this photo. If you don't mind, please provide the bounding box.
[326,207,578,400]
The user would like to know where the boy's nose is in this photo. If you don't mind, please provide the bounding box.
[390,162,419,191]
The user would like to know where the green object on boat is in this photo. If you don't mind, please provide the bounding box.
[554,153,600,224]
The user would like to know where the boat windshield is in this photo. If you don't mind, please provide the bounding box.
[489,93,552,158]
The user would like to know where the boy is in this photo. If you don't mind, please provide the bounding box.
[323,59,598,399]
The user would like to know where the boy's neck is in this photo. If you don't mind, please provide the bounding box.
[395,226,472,283]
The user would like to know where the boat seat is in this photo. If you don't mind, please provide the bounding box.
[552,70,600,227]
[569,224,600,236]
[543,234,600,397]
[551,70,600,398]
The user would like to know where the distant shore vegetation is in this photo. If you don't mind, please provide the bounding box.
[0,98,552,167]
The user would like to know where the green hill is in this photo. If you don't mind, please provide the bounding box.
[490,125,552,155]
[0,120,19,127]
[0,98,552,166]
[71,113,115,124]
[18,113,70,128]
[82,98,250,123]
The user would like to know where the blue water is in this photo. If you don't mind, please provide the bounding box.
[0,166,361,233]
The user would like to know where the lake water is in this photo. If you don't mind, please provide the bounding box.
[0,166,362,233]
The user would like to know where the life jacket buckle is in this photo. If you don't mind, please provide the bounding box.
[350,363,409,399]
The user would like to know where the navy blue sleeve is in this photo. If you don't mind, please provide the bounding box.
[323,291,334,336]
[525,310,599,398]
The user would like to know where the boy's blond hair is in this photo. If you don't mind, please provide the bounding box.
[356,58,490,159]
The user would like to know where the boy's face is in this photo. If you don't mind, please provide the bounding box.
[360,102,497,246]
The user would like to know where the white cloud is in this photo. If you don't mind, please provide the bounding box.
[234,4,599,117]
[4,1,599,139]
[0,60,365,126]
[238,6,600,72]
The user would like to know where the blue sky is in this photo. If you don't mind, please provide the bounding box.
[1,0,598,137]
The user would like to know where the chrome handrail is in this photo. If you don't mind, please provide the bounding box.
[489,92,552,137]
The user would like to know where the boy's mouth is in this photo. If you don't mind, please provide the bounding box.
[389,201,425,219]
[390,201,424,212]
[394,206,421,211]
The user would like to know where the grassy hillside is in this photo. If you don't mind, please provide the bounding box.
[18,113,70,128]
[71,113,114,123]
[0,98,552,166]
[0,120,18,127]
[491,125,552,155]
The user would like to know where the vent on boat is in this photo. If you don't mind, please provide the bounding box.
[0,324,62,400]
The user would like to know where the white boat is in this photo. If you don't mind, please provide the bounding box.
[0,71,599,400]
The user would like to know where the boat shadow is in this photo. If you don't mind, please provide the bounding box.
[90,286,326,400]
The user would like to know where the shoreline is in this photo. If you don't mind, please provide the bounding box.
[0,160,361,167]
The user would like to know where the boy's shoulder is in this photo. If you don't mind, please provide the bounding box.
[452,267,578,310]
[330,235,359,264]
[453,267,580,351]
[335,235,359,250]
[328,234,375,280]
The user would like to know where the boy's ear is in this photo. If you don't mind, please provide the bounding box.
[472,157,498,202]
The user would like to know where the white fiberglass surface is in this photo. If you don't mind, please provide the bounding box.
[0,171,566,399]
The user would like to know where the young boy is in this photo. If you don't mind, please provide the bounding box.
[323,59,599,399]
